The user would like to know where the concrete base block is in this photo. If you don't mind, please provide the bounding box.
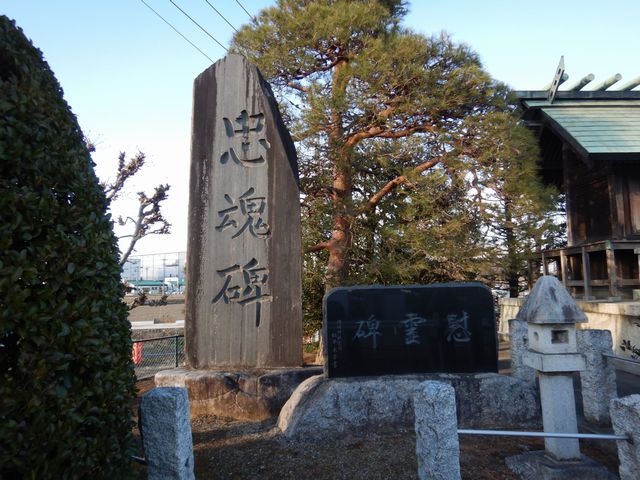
[278,373,540,440]
[506,451,616,480]
[155,366,322,420]
[610,394,640,480]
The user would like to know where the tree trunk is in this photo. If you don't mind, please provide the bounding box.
[504,199,519,298]
[324,59,352,291]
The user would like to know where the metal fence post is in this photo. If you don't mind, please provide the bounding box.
[175,335,179,367]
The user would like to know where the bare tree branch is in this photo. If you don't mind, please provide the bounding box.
[118,183,171,266]
[102,152,146,202]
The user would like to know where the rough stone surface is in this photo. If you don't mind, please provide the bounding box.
[506,451,617,480]
[414,381,461,480]
[278,373,540,440]
[140,387,195,480]
[155,366,322,420]
[577,329,617,425]
[610,394,640,480]
[538,373,581,460]
[187,54,302,368]
[516,275,587,325]
[509,318,536,383]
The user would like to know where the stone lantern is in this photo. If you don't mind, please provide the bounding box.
[518,275,586,461]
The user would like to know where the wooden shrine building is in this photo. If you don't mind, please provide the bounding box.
[517,67,640,300]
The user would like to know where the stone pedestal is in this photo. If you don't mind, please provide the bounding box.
[278,373,540,440]
[538,373,580,460]
[155,366,321,420]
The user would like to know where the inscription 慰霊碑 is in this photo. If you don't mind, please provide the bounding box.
[323,284,497,377]
[352,314,382,348]
[348,311,472,348]
[445,311,471,343]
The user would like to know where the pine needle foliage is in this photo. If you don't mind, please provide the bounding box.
[0,17,136,478]
[232,1,561,326]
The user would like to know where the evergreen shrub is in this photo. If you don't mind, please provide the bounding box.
[0,16,136,478]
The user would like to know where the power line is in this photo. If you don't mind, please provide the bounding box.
[139,0,214,63]
[235,0,256,22]
[169,0,228,52]
[203,0,239,33]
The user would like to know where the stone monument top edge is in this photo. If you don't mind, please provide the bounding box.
[323,281,491,302]
[192,53,300,186]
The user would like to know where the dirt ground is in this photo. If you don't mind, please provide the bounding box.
[126,294,185,323]
[133,382,619,480]
[130,298,620,479]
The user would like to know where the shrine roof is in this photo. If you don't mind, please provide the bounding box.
[517,95,640,161]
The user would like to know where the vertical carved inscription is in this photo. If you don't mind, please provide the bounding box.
[213,109,272,328]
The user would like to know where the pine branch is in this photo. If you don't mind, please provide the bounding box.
[363,158,441,212]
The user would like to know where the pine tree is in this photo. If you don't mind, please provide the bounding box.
[233,0,512,289]
[232,0,561,319]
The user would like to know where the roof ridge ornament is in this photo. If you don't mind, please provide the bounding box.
[547,56,566,104]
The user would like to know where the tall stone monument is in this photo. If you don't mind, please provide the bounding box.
[186,54,302,368]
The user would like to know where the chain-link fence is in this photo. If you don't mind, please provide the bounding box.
[132,335,185,380]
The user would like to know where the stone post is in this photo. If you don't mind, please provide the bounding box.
[140,387,195,480]
[610,395,640,480]
[508,318,536,383]
[576,329,617,425]
[414,381,461,480]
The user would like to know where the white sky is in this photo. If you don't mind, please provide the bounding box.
[4,0,639,255]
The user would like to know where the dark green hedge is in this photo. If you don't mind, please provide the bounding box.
[0,16,136,478]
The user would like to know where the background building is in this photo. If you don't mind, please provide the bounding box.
[122,251,187,291]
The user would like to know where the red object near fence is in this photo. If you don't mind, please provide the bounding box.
[132,342,143,364]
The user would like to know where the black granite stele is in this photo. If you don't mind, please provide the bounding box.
[323,283,498,378]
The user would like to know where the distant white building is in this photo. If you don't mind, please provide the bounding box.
[121,251,186,283]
